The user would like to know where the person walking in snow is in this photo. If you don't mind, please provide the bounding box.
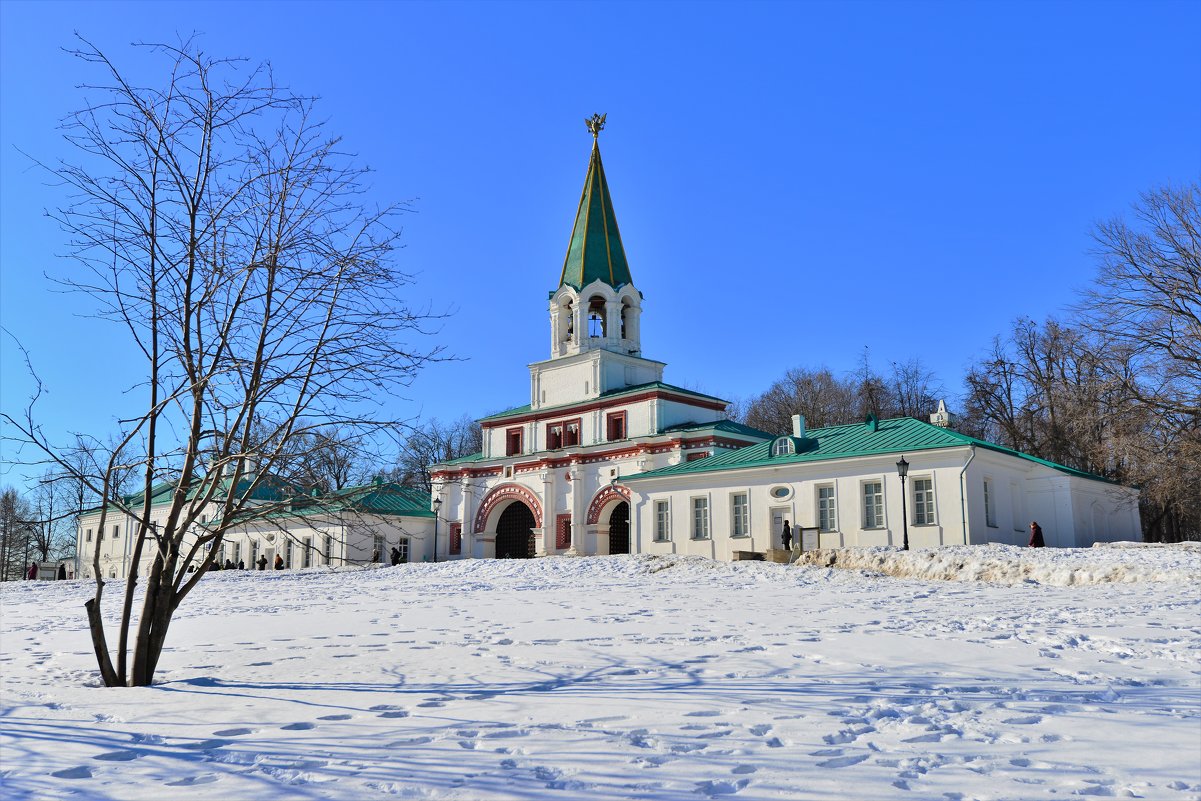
[274,553,285,570]
[781,520,793,551]
[257,553,268,571]
[390,546,401,566]
[371,548,381,564]
[57,563,66,580]
[26,562,38,580]
[1028,521,1046,548]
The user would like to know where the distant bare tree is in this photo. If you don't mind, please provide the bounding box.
[391,415,482,492]
[0,488,36,581]
[2,38,440,686]
[743,367,860,435]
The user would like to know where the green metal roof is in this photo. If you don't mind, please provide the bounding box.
[627,416,1118,484]
[661,419,775,440]
[478,382,729,423]
[558,134,632,291]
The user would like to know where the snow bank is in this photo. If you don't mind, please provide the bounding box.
[793,542,1201,586]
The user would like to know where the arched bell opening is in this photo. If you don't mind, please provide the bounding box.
[495,501,537,559]
[587,295,607,338]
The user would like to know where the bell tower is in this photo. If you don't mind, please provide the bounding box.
[532,115,663,410]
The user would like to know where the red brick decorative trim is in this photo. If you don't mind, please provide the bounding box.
[474,483,543,533]
[449,523,463,555]
[587,485,632,525]
[555,514,572,549]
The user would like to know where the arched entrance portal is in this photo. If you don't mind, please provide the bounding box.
[608,501,630,555]
[496,502,536,559]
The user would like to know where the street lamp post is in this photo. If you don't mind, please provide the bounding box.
[432,496,442,563]
[896,455,910,551]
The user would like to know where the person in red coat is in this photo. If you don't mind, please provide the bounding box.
[1028,521,1046,548]
[26,562,38,580]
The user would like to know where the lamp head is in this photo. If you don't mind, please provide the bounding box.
[896,455,910,478]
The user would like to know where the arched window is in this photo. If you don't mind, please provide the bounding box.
[772,437,796,456]
[588,296,606,337]
[564,300,574,341]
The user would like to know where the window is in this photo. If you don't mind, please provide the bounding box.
[984,478,997,527]
[772,437,796,456]
[546,419,581,449]
[913,478,935,526]
[396,537,410,563]
[302,537,312,568]
[233,541,242,565]
[86,529,92,543]
[506,428,523,456]
[692,497,710,539]
[731,493,749,537]
[555,515,571,549]
[564,421,580,447]
[654,500,670,541]
[818,485,837,531]
[98,527,104,542]
[250,539,259,566]
[323,535,332,564]
[373,534,386,559]
[113,525,120,540]
[547,423,563,450]
[450,523,463,555]
[770,486,791,500]
[219,543,226,564]
[285,540,294,569]
[606,411,626,441]
[862,481,884,529]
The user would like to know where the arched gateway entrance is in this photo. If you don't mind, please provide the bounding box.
[608,501,630,555]
[496,502,536,559]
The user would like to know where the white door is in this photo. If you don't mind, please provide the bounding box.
[770,507,791,549]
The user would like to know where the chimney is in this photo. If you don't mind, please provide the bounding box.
[791,414,806,439]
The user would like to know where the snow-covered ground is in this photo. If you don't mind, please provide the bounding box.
[2,548,1199,800]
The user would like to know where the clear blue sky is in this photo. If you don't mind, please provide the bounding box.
[2,0,1199,489]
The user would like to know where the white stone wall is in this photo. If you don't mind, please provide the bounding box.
[631,446,1141,559]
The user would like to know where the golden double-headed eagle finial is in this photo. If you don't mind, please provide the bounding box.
[586,113,607,139]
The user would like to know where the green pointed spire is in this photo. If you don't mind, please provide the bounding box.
[558,114,632,290]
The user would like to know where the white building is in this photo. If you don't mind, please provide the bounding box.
[76,479,435,580]
[430,118,1140,560]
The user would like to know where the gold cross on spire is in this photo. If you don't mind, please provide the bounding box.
[585,113,607,139]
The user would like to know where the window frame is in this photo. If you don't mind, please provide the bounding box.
[983,477,997,528]
[450,523,464,555]
[730,492,750,538]
[397,537,410,563]
[691,496,710,540]
[302,536,312,568]
[772,437,796,456]
[861,480,884,529]
[912,476,936,526]
[505,427,524,457]
[817,484,838,532]
[606,411,627,442]
[654,499,671,541]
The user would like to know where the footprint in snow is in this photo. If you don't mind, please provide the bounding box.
[280,722,315,731]
[817,754,870,769]
[52,766,93,779]
[93,750,140,761]
[317,714,353,721]
[165,774,219,786]
[695,778,750,796]
[1002,715,1043,725]
[748,724,772,736]
[731,765,757,775]
[213,727,255,736]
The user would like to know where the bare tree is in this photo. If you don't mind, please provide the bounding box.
[390,415,482,492]
[743,366,860,435]
[0,488,36,581]
[3,38,439,686]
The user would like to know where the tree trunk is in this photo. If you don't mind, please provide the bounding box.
[84,598,121,687]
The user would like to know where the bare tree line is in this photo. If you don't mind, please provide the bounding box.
[732,184,1199,541]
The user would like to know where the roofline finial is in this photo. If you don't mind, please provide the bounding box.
[585,112,607,140]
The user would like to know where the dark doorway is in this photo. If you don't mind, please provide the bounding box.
[608,501,630,555]
[496,502,536,559]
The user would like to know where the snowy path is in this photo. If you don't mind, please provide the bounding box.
[2,552,1199,800]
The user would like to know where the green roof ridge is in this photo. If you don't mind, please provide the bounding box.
[478,382,729,422]
[558,127,632,291]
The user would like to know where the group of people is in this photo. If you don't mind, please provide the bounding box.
[24,562,68,580]
[370,547,407,566]
[774,519,1047,548]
